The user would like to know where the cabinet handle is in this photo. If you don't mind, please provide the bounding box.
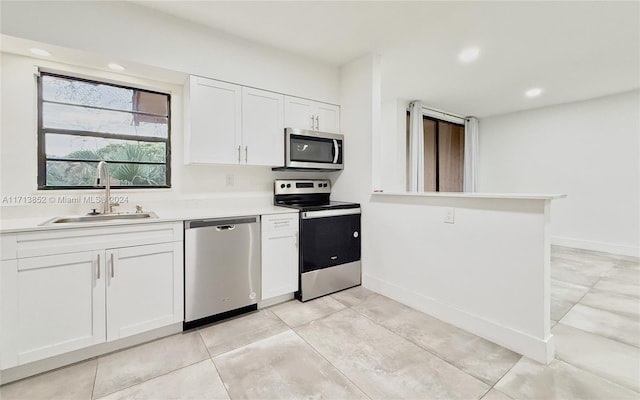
[310,115,315,129]
[237,146,241,163]
[315,115,319,130]
[97,254,101,279]
[110,253,115,278]
[245,146,248,163]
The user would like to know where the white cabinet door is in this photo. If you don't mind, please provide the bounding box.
[1,259,18,369]
[284,96,315,131]
[1,234,17,260]
[187,76,242,164]
[316,103,340,133]
[284,95,340,133]
[106,242,183,341]
[0,251,106,368]
[261,213,299,301]
[242,88,284,166]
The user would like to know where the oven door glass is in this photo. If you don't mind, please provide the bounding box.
[301,214,361,273]
[290,135,342,165]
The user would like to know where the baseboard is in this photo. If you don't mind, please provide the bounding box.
[362,274,554,365]
[258,293,295,308]
[551,236,640,258]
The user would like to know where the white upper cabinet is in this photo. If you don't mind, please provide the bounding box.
[283,97,316,130]
[186,76,242,165]
[187,76,285,166]
[284,96,340,134]
[315,102,340,133]
[241,88,284,166]
[186,75,340,165]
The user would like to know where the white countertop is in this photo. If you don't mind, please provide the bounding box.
[371,191,566,200]
[0,205,297,234]
[0,191,566,234]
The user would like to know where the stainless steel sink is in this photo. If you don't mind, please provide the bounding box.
[40,212,158,225]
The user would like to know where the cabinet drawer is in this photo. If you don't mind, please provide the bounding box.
[262,213,299,233]
[16,222,183,258]
[1,234,17,260]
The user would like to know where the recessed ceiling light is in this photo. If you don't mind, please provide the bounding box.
[29,48,51,57]
[458,47,480,63]
[108,63,125,71]
[525,88,543,97]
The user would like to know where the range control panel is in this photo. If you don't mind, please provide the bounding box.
[274,179,331,195]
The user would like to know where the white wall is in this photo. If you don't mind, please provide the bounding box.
[376,99,409,192]
[332,55,378,203]
[479,91,640,257]
[0,1,339,103]
[334,54,554,363]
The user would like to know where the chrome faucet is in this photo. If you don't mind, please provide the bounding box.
[95,161,116,214]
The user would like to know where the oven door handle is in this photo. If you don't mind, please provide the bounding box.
[332,139,339,164]
[302,208,361,219]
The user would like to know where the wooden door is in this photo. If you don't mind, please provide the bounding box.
[438,121,465,192]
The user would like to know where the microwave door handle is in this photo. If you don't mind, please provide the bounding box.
[332,139,339,164]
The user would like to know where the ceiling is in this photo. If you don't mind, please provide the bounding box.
[137,1,639,117]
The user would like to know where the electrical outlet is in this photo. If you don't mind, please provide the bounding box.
[225,173,234,187]
[444,207,455,224]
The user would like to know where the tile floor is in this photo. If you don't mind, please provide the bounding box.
[1,246,638,399]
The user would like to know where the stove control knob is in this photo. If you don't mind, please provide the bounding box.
[287,184,291,188]
[324,183,328,187]
[280,184,285,188]
[353,231,359,238]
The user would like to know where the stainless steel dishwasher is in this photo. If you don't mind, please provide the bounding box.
[184,216,260,330]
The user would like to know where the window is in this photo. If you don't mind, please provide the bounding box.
[38,72,171,189]
[407,113,465,192]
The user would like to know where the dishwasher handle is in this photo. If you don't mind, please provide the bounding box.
[185,217,257,229]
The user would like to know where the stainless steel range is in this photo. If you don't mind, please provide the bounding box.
[274,179,361,301]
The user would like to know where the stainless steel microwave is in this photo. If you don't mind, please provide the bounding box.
[285,128,344,170]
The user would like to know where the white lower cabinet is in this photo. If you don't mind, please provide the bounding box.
[1,251,106,367]
[0,223,183,370]
[261,213,299,301]
[106,243,183,341]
